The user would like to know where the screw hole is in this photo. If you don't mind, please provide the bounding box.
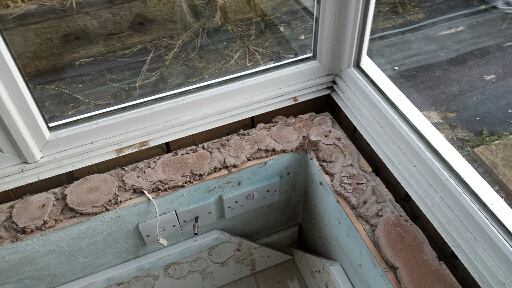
[208,211,212,214]
[146,235,150,237]
[235,201,238,203]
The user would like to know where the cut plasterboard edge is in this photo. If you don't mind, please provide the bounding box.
[292,248,353,288]
[255,226,299,251]
[307,155,400,287]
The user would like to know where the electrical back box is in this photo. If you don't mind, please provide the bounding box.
[222,178,280,218]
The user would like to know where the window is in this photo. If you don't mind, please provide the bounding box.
[0,0,337,187]
[0,0,511,286]
[1,0,317,126]
[331,0,512,286]
[368,0,512,210]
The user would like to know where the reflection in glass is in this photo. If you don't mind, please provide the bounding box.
[368,0,512,207]
[0,0,317,125]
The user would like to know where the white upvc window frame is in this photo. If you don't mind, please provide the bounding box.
[0,0,511,287]
[334,0,512,286]
[0,0,346,190]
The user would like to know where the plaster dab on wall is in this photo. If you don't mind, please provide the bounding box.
[65,174,118,214]
[144,150,214,183]
[11,193,55,230]
[376,214,460,287]
[0,113,460,288]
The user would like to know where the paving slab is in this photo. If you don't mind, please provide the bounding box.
[472,137,512,192]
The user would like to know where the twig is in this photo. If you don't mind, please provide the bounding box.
[135,45,155,90]
[37,85,110,105]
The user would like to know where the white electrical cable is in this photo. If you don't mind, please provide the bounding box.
[142,189,168,247]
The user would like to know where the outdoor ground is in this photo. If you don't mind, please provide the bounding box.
[369,0,512,206]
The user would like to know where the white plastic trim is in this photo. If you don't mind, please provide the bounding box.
[0,121,18,156]
[337,0,365,72]
[315,0,342,70]
[0,154,21,168]
[0,79,331,191]
[334,70,512,287]
[359,0,375,59]
[0,36,49,162]
[43,63,330,155]
[48,54,314,128]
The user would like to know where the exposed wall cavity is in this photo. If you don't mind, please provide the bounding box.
[0,113,460,288]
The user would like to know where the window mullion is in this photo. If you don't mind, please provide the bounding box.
[0,89,42,163]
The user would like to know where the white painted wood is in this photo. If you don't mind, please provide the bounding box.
[59,230,292,288]
[292,249,353,288]
[334,70,512,287]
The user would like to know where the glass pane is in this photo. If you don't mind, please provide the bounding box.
[368,1,512,207]
[0,0,317,126]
